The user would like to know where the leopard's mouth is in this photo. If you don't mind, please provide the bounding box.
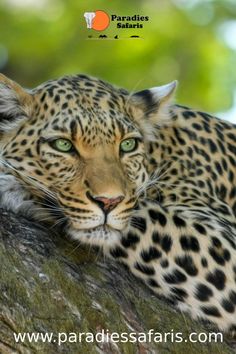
[68,223,122,246]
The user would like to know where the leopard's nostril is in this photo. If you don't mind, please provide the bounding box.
[86,192,124,213]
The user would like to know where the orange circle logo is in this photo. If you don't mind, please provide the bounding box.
[92,11,110,31]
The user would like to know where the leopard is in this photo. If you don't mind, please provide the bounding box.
[0,73,236,332]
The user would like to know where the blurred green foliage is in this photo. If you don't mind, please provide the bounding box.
[0,0,236,112]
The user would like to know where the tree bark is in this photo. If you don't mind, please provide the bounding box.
[0,209,235,354]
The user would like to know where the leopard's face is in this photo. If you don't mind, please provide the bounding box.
[0,74,175,244]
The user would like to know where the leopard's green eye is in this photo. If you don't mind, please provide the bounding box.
[120,138,137,153]
[52,139,73,153]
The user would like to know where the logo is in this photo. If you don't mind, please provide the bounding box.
[84,10,150,40]
[84,11,110,31]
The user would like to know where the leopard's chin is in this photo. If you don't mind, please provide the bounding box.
[68,224,122,246]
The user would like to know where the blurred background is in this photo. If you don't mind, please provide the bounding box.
[0,0,236,121]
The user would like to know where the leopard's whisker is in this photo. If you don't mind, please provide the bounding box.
[49,216,68,229]
[0,157,57,201]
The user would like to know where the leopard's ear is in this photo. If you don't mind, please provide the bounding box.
[129,81,177,140]
[0,74,33,132]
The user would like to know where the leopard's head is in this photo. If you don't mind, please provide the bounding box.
[0,74,176,244]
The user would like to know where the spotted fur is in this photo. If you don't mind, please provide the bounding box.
[0,73,236,331]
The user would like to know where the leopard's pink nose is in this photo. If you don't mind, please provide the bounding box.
[87,192,124,213]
